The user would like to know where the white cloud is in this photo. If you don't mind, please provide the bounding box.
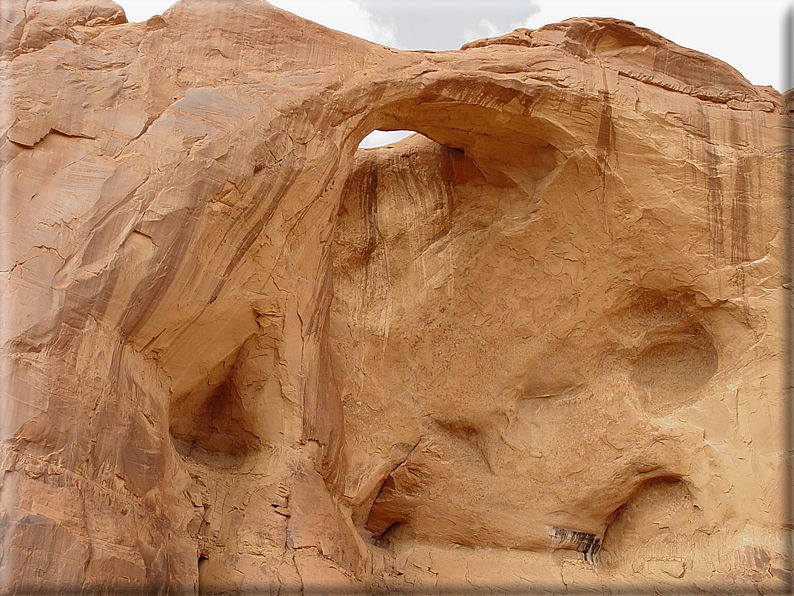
[120,0,176,23]
[463,18,508,44]
[522,0,789,90]
[510,12,540,30]
[117,0,397,47]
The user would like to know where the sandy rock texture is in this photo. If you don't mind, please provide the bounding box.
[1,0,790,593]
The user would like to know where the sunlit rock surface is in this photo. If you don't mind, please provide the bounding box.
[1,0,789,593]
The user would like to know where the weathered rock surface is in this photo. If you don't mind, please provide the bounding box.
[0,0,790,593]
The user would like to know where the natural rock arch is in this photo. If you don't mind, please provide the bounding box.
[0,0,787,593]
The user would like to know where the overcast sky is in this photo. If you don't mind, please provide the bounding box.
[117,0,792,146]
[119,0,791,89]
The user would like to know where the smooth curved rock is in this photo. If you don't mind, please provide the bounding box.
[0,0,789,593]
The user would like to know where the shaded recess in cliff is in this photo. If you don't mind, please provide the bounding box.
[600,476,702,574]
[168,321,289,464]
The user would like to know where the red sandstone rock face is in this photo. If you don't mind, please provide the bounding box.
[0,0,788,593]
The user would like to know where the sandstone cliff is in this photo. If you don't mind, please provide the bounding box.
[0,0,789,593]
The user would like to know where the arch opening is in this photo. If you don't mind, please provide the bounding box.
[359,129,417,148]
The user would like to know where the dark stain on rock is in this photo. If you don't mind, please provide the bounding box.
[362,162,380,259]
[119,205,202,340]
[596,89,615,181]
[550,526,602,566]
[730,153,753,265]
[702,119,725,261]
[356,162,388,299]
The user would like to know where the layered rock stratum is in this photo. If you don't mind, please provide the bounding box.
[1,0,790,593]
